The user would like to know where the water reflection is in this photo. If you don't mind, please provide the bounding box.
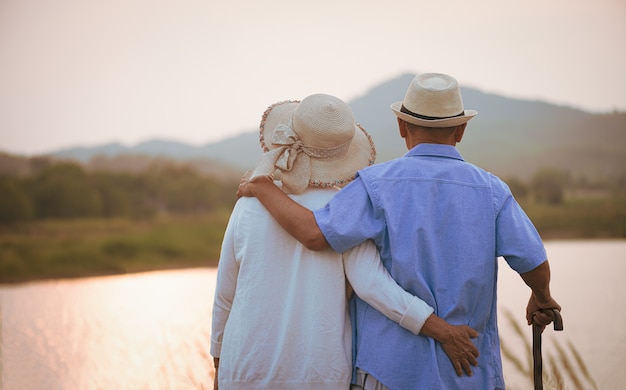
[2,241,625,389]
[1,269,217,389]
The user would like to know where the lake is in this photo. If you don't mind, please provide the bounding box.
[1,240,624,389]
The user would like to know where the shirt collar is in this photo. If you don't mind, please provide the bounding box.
[404,143,465,161]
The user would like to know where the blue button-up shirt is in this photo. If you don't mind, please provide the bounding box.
[314,144,547,389]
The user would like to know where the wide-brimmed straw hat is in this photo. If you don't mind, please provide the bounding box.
[391,73,477,127]
[251,93,376,194]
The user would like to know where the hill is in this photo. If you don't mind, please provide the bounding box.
[18,73,626,180]
[350,74,626,179]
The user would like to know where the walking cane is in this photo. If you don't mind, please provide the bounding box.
[532,308,564,390]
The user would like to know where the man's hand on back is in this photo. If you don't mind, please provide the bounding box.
[420,314,480,377]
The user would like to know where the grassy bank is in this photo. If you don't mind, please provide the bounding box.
[1,195,624,284]
[0,211,230,283]
[521,196,626,239]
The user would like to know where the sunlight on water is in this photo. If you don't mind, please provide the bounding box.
[1,241,625,389]
[1,269,217,389]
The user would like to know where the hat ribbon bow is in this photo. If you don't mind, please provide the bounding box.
[251,123,352,194]
[271,123,308,171]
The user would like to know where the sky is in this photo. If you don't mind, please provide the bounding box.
[1,0,625,156]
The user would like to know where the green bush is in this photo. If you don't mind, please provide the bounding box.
[29,163,102,219]
[531,169,570,205]
[0,176,33,223]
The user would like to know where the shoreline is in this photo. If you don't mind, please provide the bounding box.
[3,238,625,285]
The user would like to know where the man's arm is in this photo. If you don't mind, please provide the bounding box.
[242,176,481,376]
[519,260,561,329]
[238,175,329,250]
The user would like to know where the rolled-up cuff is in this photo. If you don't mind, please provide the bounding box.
[210,339,222,358]
[399,298,434,335]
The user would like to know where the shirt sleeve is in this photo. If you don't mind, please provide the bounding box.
[494,177,547,273]
[314,176,385,253]
[343,239,434,335]
[210,204,241,358]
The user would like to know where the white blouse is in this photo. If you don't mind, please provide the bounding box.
[211,187,433,390]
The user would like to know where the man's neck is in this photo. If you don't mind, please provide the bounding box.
[406,137,457,150]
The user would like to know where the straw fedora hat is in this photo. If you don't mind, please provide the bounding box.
[391,73,477,127]
[252,93,376,194]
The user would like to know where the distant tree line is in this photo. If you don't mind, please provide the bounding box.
[505,168,625,205]
[1,157,624,226]
[0,158,239,224]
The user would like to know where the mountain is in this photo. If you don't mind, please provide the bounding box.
[350,74,626,179]
[49,73,626,180]
[52,134,261,171]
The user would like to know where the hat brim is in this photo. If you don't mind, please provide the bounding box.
[390,102,477,128]
[260,100,376,188]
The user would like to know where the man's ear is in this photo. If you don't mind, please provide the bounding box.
[398,118,407,139]
[454,123,467,143]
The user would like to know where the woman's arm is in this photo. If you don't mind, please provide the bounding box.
[344,240,480,377]
[210,207,241,359]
